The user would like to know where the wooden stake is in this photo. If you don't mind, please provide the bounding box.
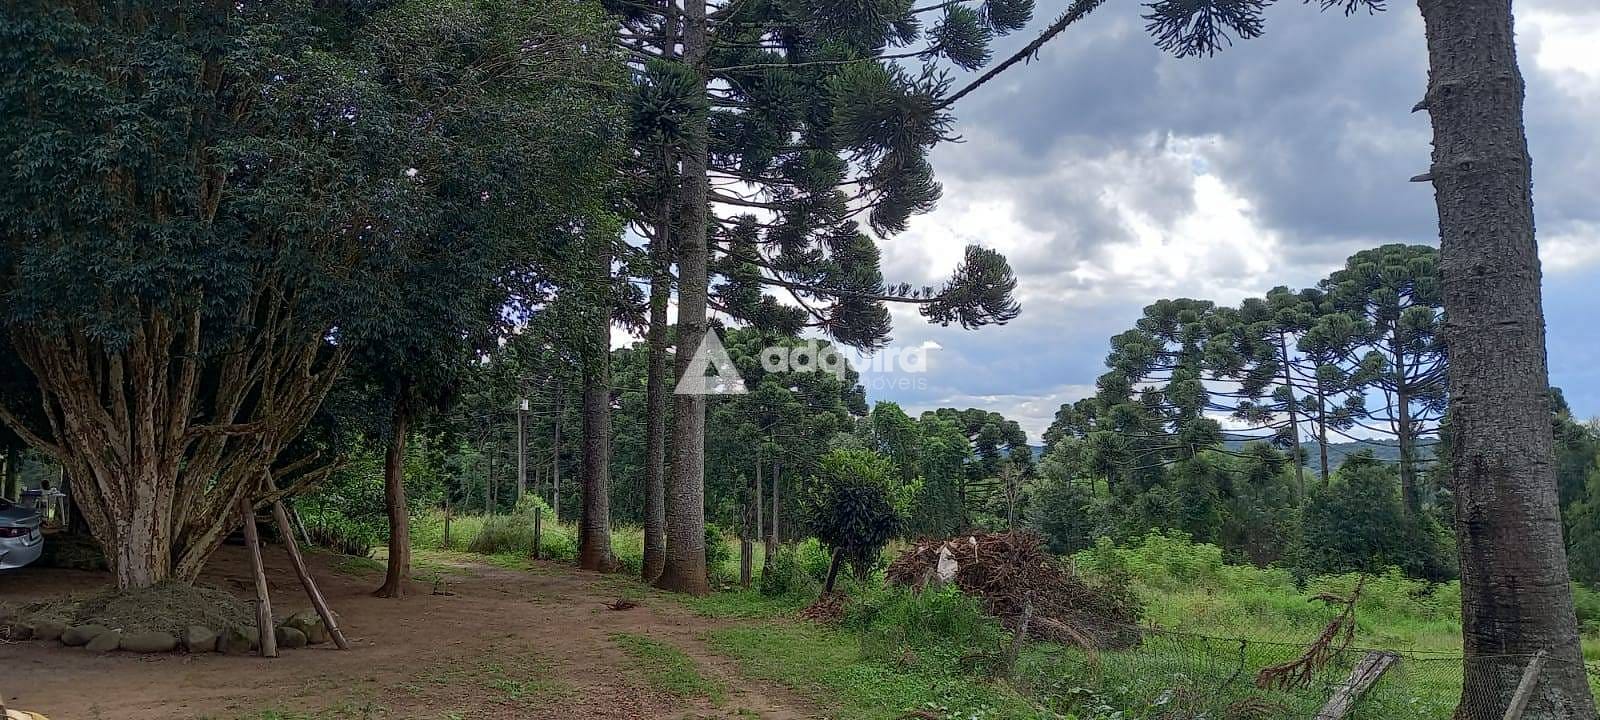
[1501,650,1549,720]
[1315,651,1398,720]
[739,538,753,588]
[240,496,278,658]
[271,500,351,651]
[1003,601,1033,678]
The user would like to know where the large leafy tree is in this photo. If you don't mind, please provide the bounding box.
[0,0,618,590]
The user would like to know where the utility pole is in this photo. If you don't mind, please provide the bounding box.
[517,397,528,503]
[551,378,562,522]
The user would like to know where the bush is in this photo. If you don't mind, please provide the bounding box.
[846,584,1005,669]
[705,523,732,581]
[1292,457,1455,581]
[760,538,832,598]
[1028,478,1100,554]
[302,515,376,558]
[801,449,902,588]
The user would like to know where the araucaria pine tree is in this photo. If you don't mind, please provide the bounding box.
[610,0,1068,595]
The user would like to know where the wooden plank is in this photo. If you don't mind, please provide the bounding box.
[271,499,351,651]
[240,497,278,658]
[1501,650,1549,720]
[1315,651,1398,720]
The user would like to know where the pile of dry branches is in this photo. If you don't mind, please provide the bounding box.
[886,530,1141,649]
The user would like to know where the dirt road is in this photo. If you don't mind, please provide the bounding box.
[0,545,817,720]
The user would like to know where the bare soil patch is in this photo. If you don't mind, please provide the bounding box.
[0,543,817,720]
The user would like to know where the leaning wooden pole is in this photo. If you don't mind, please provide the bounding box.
[271,499,351,650]
[240,496,279,658]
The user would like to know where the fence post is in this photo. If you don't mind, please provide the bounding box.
[1315,651,1398,720]
[1003,601,1034,678]
[1501,650,1549,720]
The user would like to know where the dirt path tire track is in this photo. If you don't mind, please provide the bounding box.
[0,545,819,720]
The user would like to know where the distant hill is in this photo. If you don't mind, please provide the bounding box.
[1027,438,1434,470]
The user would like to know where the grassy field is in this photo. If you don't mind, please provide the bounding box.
[402,514,1600,719]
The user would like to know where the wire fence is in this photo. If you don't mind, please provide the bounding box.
[1012,623,1593,719]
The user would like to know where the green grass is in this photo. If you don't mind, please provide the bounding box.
[409,510,757,582]
[611,632,725,703]
[707,622,1042,720]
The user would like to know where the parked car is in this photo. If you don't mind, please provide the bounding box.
[0,497,44,570]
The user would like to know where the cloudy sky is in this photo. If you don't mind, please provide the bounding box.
[836,0,1600,440]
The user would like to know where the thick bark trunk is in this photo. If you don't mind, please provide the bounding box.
[655,0,712,597]
[0,307,345,591]
[579,241,619,574]
[1415,1,1596,716]
[375,407,410,598]
[642,198,672,584]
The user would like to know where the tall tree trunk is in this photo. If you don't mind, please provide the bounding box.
[1316,397,1331,482]
[642,190,673,584]
[375,405,410,599]
[755,458,766,571]
[655,0,712,596]
[768,461,781,556]
[1393,337,1421,515]
[517,400,527,504]
[1416,1,1596,716]
[579,241,619,574]
[551,379,562,522]
[1278,333,1306,496]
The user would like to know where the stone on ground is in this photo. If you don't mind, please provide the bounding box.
[84,629,122,652]
[218,626,256,655]
[60,624,108,647]
[274,625,308,649]
[183,625,218,653]
[283,609,331,645]
[122,630,178,653]
[30,620,66,642]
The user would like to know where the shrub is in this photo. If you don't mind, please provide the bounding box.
[760,539,832,598]
[1027,478,1099,554]
[705,523,732,581]
[801,449,903,590]
[846,584,1005,669]
[1292,457,1455,581]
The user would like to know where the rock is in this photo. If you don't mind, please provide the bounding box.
[274,625,307,649]
[283,610,331,645]
[122,630,178,653]
[31,620,66,642]
[61,624,109,647]
[217,626,255,655]
[85,629,122,652]
[183,625,218,653]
